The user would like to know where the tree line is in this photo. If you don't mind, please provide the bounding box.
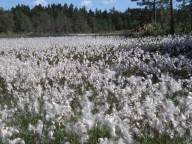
[0,2,191,36]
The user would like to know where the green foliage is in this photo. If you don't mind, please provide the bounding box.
[70,97,82,115]
[72,53,103,64]
[69,84,85,96]
[0,76,15,108]
[0,2,191,36]
[141,23,168,36]
[166,90,188,106]
[170,69,191,79]
[106,91,121,113]
[53,123,80,144]
[13,110,43,143]
[12,110,80,144]
[0,33,29,38]
[13,11,32,33]
[133,120,190,144]
[88,124,110,144]
[0,76,8,95]
[175,22,192,34]
[0,12,14,33]
[122,66,146,78]
[135,134,187,144]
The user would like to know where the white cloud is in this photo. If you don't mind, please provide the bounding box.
[81,0,93,7]
[33,0,47,6]
[102,0,116,5]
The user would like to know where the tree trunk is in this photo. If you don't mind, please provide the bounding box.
[153,0,156,22]
[170,0,174,34]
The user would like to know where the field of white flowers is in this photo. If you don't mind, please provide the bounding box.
[0,35,192,144]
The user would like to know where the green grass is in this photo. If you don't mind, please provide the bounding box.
[11,107,80,144]
[13,110,43,144]
[70,97,82,115]
[0,33,29,38]
[0,76,16,108]
[170,69,191,80]
[69,84,85,96]
[134,125,189,144]
[106,91,121,114]
[0,31,126,39]
[122,66,147,78]
[87,124,110,144]
[134,134,187,144]
[166,90,189,107]
[53,123,80,144]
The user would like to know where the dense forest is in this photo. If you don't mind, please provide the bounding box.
[0,1,191,36]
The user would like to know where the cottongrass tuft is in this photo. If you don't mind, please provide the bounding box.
[0,35,192,143]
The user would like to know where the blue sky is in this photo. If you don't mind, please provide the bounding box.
[0,0,140,12]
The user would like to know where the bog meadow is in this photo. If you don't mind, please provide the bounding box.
[0,1,192,144]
